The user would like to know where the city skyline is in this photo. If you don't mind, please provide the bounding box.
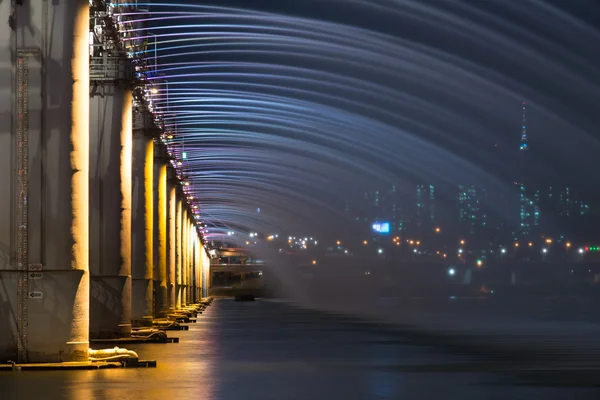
[343,101,597,243]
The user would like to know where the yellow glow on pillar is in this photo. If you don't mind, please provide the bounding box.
[168,185,176,309]
[70,0,91,360]
[158,164,167,290]
[120,89,132,276]
[183,210,188,292]
[71,1,90,271]
[144,138,154,281]
[176,199,183,295]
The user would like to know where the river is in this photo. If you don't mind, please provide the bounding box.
[1,298,599,399]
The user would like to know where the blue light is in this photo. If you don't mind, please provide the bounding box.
[182,152,187,159]
[372,222,390,233]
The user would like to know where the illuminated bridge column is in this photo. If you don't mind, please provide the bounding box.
[204,248,212,298]
[189,218,196,303]
[188,214,194,304]
[193,225,202,303]
[88,87,133,339]
[153,145,168,318]
[197,239,202,299]
[175,195,183,309]
[131,118,154,327]
[182,208,189,306]
[166,169,177,312]
[188,217,195,304]
[192,236,198,303]
[0,0,90,362]
[194,236,204,302]
[202,246,210,298]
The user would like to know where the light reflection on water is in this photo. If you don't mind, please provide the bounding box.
[1,299,600,400]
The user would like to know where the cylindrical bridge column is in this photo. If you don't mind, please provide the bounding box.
[194,234,204,302]
[89,87,132,339]
[131,125,154,327]
[175,195,183,309]
[153,145,168,318]
[182,208,189,306]
[167,169,176,312]
[0,0,91,362]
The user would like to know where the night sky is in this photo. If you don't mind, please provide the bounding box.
[142,0,600,238]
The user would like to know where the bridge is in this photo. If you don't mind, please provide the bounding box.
[0,1,211,363]
[1,0,600,374]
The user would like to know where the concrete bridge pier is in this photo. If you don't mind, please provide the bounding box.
[167,171,177,312]
[199,242,203,299]
[203,249,211,298]
[193,237,199,302]
[0,0,91,362]
[189,218,195,303]
[189,217,195,303]
[202,245,210,298]
[89,87,133,339]
[182,209,189,306]
[193,225,200,302]
[153,145,168,318]
[131,115,154,327]
[175,196,183,309]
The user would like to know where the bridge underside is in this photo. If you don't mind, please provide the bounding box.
[0,1,209,363]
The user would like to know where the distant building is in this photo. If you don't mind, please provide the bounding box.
[457,185,488,233]
[413,184,436,231]
[518,183,541,236]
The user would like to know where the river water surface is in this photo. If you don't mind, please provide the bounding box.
[1,298,599,399]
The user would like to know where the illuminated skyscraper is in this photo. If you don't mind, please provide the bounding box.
[457,185,487,231]
[415,184,436,230]
[517,100,540,235]
[519,184,540,235]
[519,101,529,151]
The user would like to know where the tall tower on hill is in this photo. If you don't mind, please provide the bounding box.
[517,100,540,235]
[519,100,529,152]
